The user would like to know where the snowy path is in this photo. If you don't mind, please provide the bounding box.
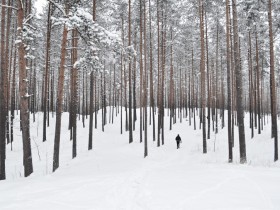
[1,112,280,209]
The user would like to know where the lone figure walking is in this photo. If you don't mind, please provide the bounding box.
[175,134,182,149]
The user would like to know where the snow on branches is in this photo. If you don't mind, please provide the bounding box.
[16,14,37,61]
[49,1,135,72]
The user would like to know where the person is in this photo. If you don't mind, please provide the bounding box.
[175,134,182,149]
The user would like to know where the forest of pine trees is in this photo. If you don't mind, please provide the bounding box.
[0,0,279,180]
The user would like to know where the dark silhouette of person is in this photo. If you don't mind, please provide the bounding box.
[175,134,182,149]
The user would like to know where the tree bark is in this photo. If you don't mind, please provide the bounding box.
[268,0,278,161]
[17,0,33,176]
[89,0,96,150]
[0,0,7,180]
[53,21,68,172]
[226,0,232,162]
[199,0,206,153]
[232,0,246,163]
[43,3,52,142]
[128,0,133,143]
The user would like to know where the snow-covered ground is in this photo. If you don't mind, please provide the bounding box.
[1,109,280,210]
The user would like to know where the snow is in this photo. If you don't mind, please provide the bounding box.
[1,109,280,210]
[34,0,47,15]
[15,40,22,45]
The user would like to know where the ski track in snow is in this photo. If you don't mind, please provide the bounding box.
[1,110,280,210]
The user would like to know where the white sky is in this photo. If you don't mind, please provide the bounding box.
[34,0,47,15]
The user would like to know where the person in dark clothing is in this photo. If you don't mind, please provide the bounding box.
[175,134,182,149]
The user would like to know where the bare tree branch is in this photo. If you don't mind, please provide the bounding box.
[0,4,18,10]
[47,0,66,17]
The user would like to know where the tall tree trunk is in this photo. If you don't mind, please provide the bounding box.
[199,0,206,153]
[53,21,68,172]
[89,0,96,150]
[71,28,78,159]
[161,2,166,145]
[205,10,211,140]
[157,0,161,147]
[43,3,52,142]
[268,0,278,161]
[230,6,235,147]
[120,17,124,135]
[192,47,196,131]
[169,27,174,131]
[133,28,137,130]
[248,31,254,138]
[255,29,261,135]
[10,32,17,148]
[17,0,33,176]
[149,0,155,141]
[139,0,143,143]
[5,0,12,144]
[226,0,232,162]
[143,0,148,157]
[232,0,246,163]
[128,0,133,143]
[215,19,219,135]
[0,0,7,180]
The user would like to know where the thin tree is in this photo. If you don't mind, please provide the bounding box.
[157,0,161,147]
[139,0,144,143]
[0,0,7,180]
[43,2,52,142]
[71,28,78,159]
[149,0,155,141]
[128,0,133,143]
[88,0,96,150]
[255,28,261,135]
[205,10,211,140]
[169,27,174,131]
[199,0,206,153]
[248,31,254,138]
[143,0,148,157]
[226,0,232,162]
[268,0,278,161]
[160,1,166,145]
[5,0,12,144]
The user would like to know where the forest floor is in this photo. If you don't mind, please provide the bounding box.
[1,109,280,210]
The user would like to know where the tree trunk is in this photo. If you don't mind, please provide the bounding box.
[268,0,278,161]
[71,28,78,159]
[161,3,166,145]
[205,10,211,140]
[226,0,232,162]
[5,0,12,144]
[199,0,206,153]
[139,0,143,143]
[0,0,7,180]
[17,0,33,176]
[128,0,133,143]
[248,31,254,138]
[255,29,261,135]
[53,23,68,172]
[149,0,155,141]
[89,0,96,150]
[143,0,148,157]
[157,0,161,147]
[43,3,52,142]
[169,27,174,131]
[232,0,246,163]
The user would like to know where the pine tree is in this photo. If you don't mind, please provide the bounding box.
[268,0,278,162]
[232,0,246,163]
[17,0,33,177]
